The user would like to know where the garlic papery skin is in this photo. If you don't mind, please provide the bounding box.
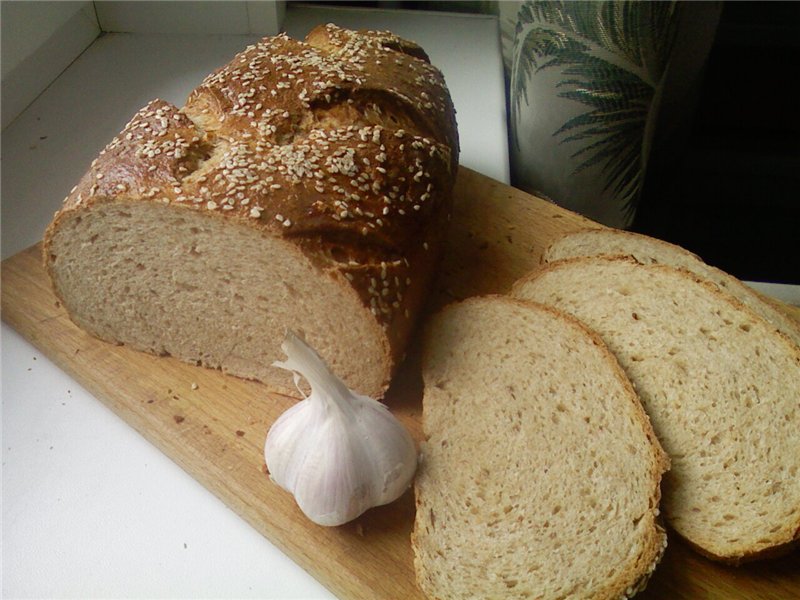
[264,331,418,527]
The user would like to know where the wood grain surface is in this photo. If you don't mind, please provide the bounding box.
[3,166,798,599]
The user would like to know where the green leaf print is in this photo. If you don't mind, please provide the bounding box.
[511,0,679,218]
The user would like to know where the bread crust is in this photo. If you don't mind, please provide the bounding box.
[43,24,459,393]
[540,227,703,265]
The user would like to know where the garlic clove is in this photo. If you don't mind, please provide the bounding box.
[291,418,374,526]
[265,401,318,494]
[264,332,417,526]
[347,393,418,505]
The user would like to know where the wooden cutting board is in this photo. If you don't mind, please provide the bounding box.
[3,166,798,599]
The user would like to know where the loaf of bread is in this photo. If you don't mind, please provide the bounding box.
[542,228,800,347]
[513,258,800,563]
[414,296,668,599]
[43,24,459,397]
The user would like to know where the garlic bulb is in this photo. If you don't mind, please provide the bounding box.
[264,332,418,526]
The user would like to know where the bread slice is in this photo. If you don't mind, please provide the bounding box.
[43,25,459,398]
[414,296,668,600]
[513,258,800,563]
[542,228,800,347]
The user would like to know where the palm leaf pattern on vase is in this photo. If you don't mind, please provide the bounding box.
[511,0,680,218]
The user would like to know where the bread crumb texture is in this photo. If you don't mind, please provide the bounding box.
[415,296,668,599]
[514,258,800,563]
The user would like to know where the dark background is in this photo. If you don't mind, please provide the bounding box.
[634,1,799,284]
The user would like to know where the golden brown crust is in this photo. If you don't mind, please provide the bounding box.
[674,530,799,566]
[541,227,704,266]
[44,24,459,370]
[302,24,458,159]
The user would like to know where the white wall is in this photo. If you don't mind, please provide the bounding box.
[1,1,93,78]
[94,1,284,35]
[0,1,285,129]
[1,1,100,128]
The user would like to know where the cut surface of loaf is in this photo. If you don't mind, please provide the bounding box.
[414,296,668,600]
[513,258,800,563]
[44,24,459,397]
[542,228,800,347]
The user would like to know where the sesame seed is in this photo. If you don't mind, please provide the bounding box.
[206,200,218,210]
